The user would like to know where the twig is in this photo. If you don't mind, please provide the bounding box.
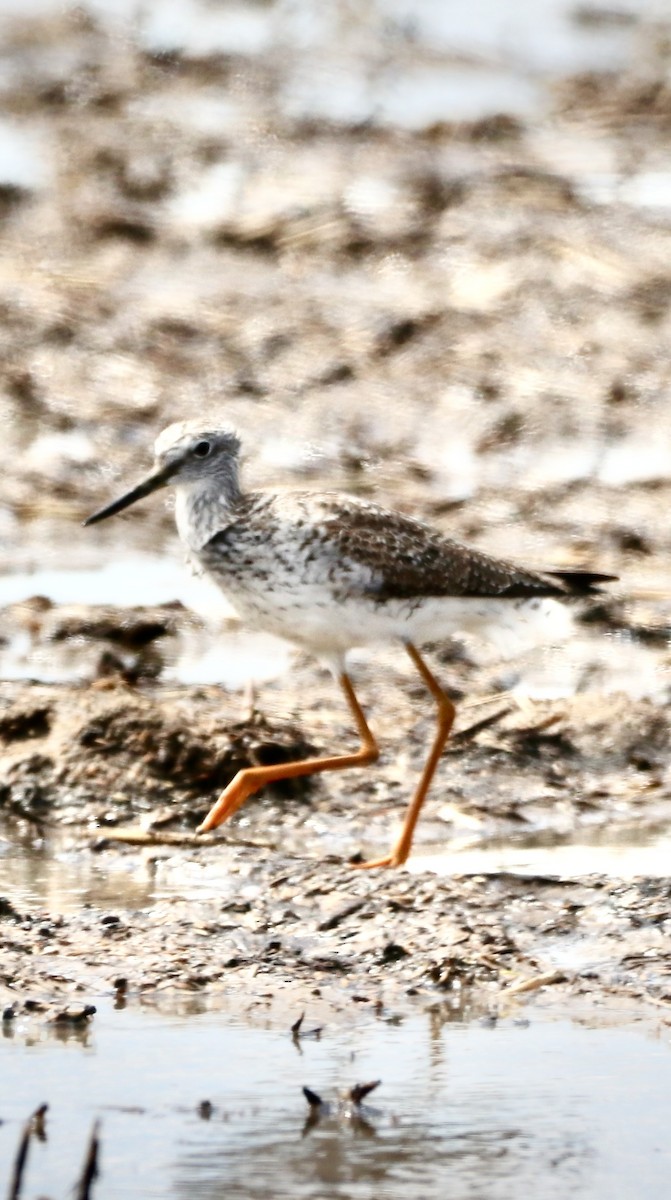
[302,1087,323,1109]
[93,828,277,851]
[503,969,567,996]
[74,1120,100,1200]
[7,1105,47,1200]
[350,1080,380,1106]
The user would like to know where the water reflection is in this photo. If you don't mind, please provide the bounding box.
[167,1013,669,1200]
[0,827,156,915]
[2,999,669,1199]
[410,822,671,881]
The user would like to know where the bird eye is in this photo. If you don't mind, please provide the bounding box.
[193,440,211,458]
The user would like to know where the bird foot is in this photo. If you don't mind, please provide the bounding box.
[196,780,257,833]
[350,847,409,870]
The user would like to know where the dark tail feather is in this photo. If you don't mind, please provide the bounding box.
[547,570,618,595]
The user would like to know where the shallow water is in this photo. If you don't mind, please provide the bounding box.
[410,823,671,881]
[0,829,157,915]
[3,820,671,921]
[1,997,670,1199]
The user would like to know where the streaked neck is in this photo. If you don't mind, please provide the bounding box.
[174,476,241,550]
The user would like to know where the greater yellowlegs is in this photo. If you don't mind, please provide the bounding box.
[84,421,615,868]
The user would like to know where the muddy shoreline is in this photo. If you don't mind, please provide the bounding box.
[2,3,671,1022]
[2,663,671,1015]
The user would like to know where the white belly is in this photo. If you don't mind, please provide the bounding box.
[209,573,571,658]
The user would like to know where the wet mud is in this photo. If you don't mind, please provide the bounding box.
[2,653,671,1014]
[1,2,671,1021]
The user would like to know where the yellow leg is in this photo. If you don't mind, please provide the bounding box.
[353,642,455,869]
[196,674,379,833]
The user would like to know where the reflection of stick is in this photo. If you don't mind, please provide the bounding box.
[75,1120,100,1200]
[8,1105,47,1200]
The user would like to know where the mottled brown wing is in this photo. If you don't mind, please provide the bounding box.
[320,501,611,601]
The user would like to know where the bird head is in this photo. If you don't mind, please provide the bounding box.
[83,421,241,526]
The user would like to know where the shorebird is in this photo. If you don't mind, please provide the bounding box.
[84,421,614,868]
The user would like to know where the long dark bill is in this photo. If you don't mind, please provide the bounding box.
[83,463,177,527]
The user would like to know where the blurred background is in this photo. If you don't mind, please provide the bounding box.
[0,0,669,692]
